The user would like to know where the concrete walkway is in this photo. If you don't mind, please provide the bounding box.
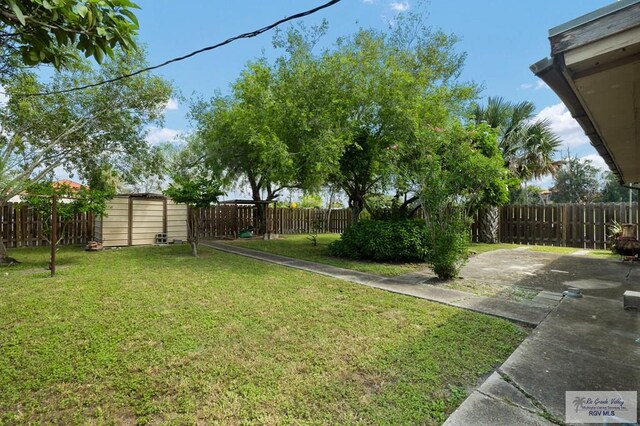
[201,241,554,327]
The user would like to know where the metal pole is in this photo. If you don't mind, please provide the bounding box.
[50,194,57,277]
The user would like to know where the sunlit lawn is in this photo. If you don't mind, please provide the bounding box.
[472,243,614,257]
[0,245,527,425]
[468,242,522,254]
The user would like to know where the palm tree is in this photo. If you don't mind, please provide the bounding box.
[471,97,561,243]
[572,396,586,413]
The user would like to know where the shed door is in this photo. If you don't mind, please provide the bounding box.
[131,199,164,245]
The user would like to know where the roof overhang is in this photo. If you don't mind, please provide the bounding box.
[531,0,640,188]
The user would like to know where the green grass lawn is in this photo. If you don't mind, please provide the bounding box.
[231,234,426,277]
[472,243,615,257]
[587,250,619,259]
[0,245,527,425]
[468,242,522,254]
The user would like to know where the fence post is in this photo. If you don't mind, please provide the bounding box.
[561,204,567,247]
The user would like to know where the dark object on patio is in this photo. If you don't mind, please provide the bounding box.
[563,288,583,299]
[614,224,640,259]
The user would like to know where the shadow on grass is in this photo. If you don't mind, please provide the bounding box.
[293,306,527,424]
[2,245,88,271]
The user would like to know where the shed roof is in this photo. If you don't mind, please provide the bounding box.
[218,199,277,205]
[115,193,166,199]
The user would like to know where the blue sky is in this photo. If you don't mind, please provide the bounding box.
[134,0,616,188]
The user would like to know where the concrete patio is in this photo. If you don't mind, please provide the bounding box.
[447,249,640,425]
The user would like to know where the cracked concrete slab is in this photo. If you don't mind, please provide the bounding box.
[500,296,640,422]
[443,390,554,426]
[477,372,538,413]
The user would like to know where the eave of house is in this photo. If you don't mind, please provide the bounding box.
[531,0,640,188]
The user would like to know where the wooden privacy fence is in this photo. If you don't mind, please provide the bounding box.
[5,200,633,250]
[196,205,352,239]
[272,207,351,234]
[0,203,93,248]
[498,203,639,249]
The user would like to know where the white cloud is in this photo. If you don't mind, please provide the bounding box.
[389,1,409,11]
[529,174,554,190]
[164,98,179,111]
[363,0,374,3]
[146,127,181,145]
[580,154,609,172]
[536,80,549,90]
[520,80,549,91]
[535,102,589,149]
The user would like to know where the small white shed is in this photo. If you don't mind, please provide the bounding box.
[94,194,188,247]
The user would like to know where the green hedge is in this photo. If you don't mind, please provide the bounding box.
[328,219,429,262]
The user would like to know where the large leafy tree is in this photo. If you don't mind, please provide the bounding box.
[0,0,139,76]
[550,156,601,203]
[193,14,479,230]
[471,97,561,242]
[192,26,343,233]
[0,48,172,261]
[600,171,637,203]
[323,19,476,223]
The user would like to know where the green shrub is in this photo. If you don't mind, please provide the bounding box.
[427,217,470,280]
[329,219,430,262]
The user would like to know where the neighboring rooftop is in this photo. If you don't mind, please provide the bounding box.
[53,179,84,190]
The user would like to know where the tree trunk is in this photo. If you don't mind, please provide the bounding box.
[187,207,199,257]
[256,203,268,235]
[0,199,12,263]
[0,238,9,263]
[478,206,499,243]
[325,187,335,232]
[351,201,364,225]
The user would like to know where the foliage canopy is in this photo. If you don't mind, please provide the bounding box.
[0,48,172,205]
[0,0,139,76]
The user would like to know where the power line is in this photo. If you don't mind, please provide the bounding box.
[5,0,343,97]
